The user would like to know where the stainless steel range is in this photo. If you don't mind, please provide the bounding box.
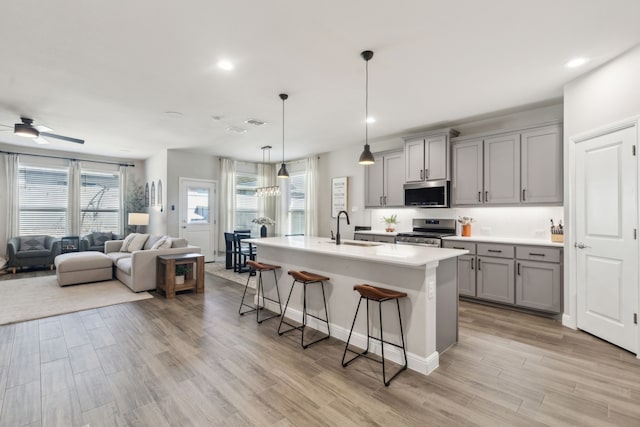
[396,218,457,247]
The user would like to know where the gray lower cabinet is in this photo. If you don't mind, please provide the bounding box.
[457,254,476,297]
[477,257,515,304]
[353,232,396,243]
[444,239,562,314]
[516,260,561,312]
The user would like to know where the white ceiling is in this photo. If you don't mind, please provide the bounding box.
[0,0,638,162]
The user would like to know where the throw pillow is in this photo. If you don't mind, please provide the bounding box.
[169,238,188,248]
[126,233,149,252]
[120,233,138,252]
[144,235,163,250]
[19,236,46,251]
[150,236,172,250]
[92,231,113,247]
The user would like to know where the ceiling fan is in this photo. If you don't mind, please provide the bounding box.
[0,117,84,144]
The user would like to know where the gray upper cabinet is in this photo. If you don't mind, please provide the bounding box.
[521,124,563,204]
[404,128,458,183]
[452,122,562,206]
[452,139,483,205]
[365,150,405,207]
[484,133,520,204]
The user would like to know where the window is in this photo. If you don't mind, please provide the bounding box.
[286,170,306,235]
[235,169,259,234]
[80,170,120,234]
[18,165,69,237]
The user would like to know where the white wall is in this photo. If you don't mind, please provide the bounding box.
[144,149,168,235]
[165,149,220,240]
[562,44,640,328]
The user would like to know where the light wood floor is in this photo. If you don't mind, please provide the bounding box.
[0,271,639,426]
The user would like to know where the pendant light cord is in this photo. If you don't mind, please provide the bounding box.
[282,97,285,162]
[365,58,369,146]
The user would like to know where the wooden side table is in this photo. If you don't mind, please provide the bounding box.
[156,253,205,299]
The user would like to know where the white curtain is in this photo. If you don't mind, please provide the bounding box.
[119,165,129,237]
[68,160,81,235]
[305,156,319,236]
[3,154,19,255]
[220,158,236,233]
[258,163,277,225]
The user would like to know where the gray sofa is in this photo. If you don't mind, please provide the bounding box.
[7,235,59,274]
[105,235,201,292]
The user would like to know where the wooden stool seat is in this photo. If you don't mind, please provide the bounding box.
[288,270,330,282]
[353,284,407,301]
[247,260,280,271]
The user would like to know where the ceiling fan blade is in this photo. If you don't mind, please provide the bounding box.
[0,123,12,129]
[40,131,84,144]
[34,124,53,132]
[35,136,50,145]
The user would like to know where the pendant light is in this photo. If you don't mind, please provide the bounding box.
[358,50,375,165]
[256,145,280,196]
[277,93,290,178]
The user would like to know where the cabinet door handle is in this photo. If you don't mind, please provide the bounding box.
[379,196,383,205]
[453,246,465,249]
[478,192,482,202]
[477,259,481,271]
[517,262,521,275]
[487,249,502,253]
[471,258,475,270]
[529,253,545,257]
[485,191,489,202]
[522,189,526,201]
[420,169,424,180]
[383,195,387,205]
[425,168,429,179]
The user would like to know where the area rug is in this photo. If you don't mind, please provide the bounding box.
[0,276,153,325]
[205,262,248,286]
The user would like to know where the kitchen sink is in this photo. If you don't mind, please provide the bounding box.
[319,240,382,247]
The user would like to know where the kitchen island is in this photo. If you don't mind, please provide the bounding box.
[244,236,467,375]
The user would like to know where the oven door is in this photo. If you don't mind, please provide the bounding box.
[404,180,449,208]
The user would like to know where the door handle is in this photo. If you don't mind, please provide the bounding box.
[383,195,387,205]
[478,192,481,202]
[487,249,502,253]
[517,262,521,275]
[522,189,526,201]
[485,191,489,202]
[471,258,474,270]
[574,242,591,249]
[420,169,424,180]
[425,168,429,179]
[181,226,187,229]
[380,196,383,205]
[477,259,481,271]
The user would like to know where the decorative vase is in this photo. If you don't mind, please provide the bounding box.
[385,226,395,232]
[260,225,267,238]
[176,275,185,285]
[462,224,471,237]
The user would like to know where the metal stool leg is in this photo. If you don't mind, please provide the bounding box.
[239,267,257,315]
[342,297,364,366]
[301,281,331,348]
[278,279,299,335]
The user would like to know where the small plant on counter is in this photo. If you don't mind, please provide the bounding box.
[382,214,399,232]
[457,216,474,225]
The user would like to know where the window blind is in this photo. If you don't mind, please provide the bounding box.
[18,165,69,237]
[80,170,120,234]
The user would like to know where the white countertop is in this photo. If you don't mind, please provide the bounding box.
[442,235,564,248]
[245,236,468,268]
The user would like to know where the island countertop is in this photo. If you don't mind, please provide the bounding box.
[244,236,467,268]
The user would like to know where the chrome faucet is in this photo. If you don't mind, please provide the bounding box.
[336,210,350,245]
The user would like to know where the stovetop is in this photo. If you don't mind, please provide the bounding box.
[396,231,455,238]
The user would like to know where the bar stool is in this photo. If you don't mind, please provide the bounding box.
[239,260,283,324]
[342,284,408,386]
[278,270,331,349]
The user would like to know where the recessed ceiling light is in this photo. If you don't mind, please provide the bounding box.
[245,119,267,126]
[566,57,589,68]
[366,117,376,124]
[226,126,247,134]
[164,111,184,118]
[217,60,234,71]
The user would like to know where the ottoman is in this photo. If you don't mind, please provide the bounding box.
[55,252,113,286]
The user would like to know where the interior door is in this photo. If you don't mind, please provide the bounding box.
[575,125,638,354]
[179,178,217,262]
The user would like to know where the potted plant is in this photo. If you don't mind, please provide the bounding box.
[457,216,475,237]
[252,217,275,237]
[175,264,193,285]
[382,214,399,232]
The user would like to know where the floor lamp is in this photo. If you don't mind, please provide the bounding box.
[128,213,149,233]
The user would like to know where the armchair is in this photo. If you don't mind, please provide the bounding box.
[81,232,121,252]
[7,235,59,274]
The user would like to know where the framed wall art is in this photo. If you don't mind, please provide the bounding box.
[331,176,348,218]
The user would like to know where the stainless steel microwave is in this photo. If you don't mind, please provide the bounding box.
[404,180,450,208]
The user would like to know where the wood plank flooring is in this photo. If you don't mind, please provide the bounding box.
[0,271,639,426]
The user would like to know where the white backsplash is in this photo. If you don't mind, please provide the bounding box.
[368,206,564,240]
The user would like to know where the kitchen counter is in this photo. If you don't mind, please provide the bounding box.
[245,236,467,376]
[442,235,564,248]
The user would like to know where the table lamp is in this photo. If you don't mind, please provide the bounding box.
[128,213,149,233]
